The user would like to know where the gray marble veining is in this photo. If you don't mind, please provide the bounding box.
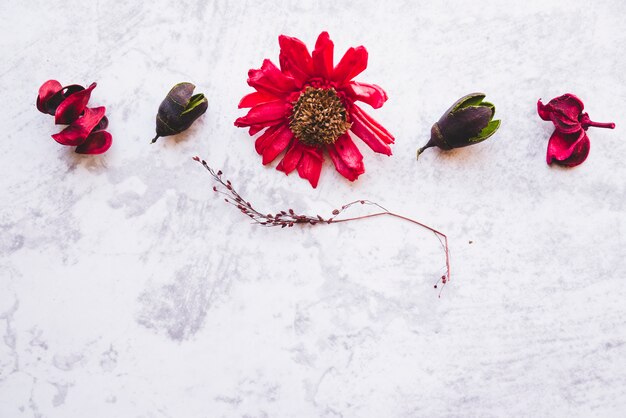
[1,0,625,417]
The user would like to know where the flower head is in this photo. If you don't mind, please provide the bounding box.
[538,93,615,167]
[417,93,500,159]
[235,32,394,188]
[36,80,112,154]
[151,82,208,143]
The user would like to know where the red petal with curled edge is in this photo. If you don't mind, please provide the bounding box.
[278,35,313,86]
[247,59,297,97]
[51,107,106,146]
[327,134,365,181]
[234,101,291,127]
[55,82,96,125]
[546,129,589,167]
[276,140,303,175]
[345,81,388,109]
[37,80,62,113]
[351,104,394,143]
[238,91,280,108]
[539,94,585,134]
[312,31,334,79]
[254,124,282,154]
[262,125,293,165]
[537,99,551,121]
[75,130,112,155]
[297,147,324,188]
[332,46,368,86]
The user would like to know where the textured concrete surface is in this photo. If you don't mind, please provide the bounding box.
[1,0,625,416]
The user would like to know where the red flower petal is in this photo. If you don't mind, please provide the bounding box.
[75,130,112,155]
[538,94,585,134]
[276,140,304,174]
[332,46,368,85]
[537,99,551,121]
[345,81,388,109]
[279,35,313,86]
[248,59,297,97]
[37,80,63,113]
[254,124,282,154]
[546,129,589,167]
[327,134,365,181]
[55,82,97,125]
[51,106,106,146]
[312,31,334,79]
[238,91,280,108]
[297,147,324,188]
[352,104,394,143]
[234,101,291,127]
[262,125,293,165]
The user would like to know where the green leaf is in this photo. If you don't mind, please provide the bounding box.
[451,93,486,113]
[469,119,500,143]
[181,93,206,115]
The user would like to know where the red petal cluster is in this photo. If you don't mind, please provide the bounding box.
[235,32,394,188]
[538,94,615,167]
[37,80,112,154]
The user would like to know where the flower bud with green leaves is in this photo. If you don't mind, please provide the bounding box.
[151,82,208,143]
[417,93,500,159]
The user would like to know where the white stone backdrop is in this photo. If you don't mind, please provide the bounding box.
[1,0,625,417]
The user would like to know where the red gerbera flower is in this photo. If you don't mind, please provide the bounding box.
[235,32,394,188]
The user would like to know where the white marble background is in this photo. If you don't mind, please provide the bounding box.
[1,0,625,417]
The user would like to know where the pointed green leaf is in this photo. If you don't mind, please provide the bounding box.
[181,93,207,115]
[451,93,486,113]
[469,119,500,143]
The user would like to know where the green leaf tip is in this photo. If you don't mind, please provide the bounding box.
[469,119,501,143]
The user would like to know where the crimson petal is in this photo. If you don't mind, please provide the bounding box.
[332,46,368,85]
[278,35,313,86]
[75,130,112,155]
[55,82,96,125]
[262,125,293,165]
[276,140,303,174]
[546,129,589,166]
[51,107,106,146]
[297,148,324,188]
[345,81,388,109]
[238,91,280,108]
[352,104,394,143]
[37,80,63,114]
[312,31,334,79]
[248,59,297,97]
[327,134,365,181]
[234,101,291,127]
[254,125,282,154]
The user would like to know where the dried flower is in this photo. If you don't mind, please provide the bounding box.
[417,93,500,159]
[538,94,615,167]
[36,80,112,154]
[151,82,208,143]
[235,31,394,188]
[193,156,450,294]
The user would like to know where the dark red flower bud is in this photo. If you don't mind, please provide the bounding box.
[538,94,615,167]
[417,93,501,159]
[151,82,208,143]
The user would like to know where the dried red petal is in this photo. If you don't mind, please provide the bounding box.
[297,148,324,188]
[345,81,388,109]
[75,130,112,155]
[327,134,365,181]
[546,129,589,167]
[312,31,334,79]
[234,101,291,128]
[37,80,63,114]
[238,91,280,109]
[276,141,304,174]
[332,46,368,85]
[55,82,97,125]
[279,35,313,86]
[51,107,106,146]
[262,125,293,165]
[247,60,297,97]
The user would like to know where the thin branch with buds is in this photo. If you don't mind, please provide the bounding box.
[193,156,451,293]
